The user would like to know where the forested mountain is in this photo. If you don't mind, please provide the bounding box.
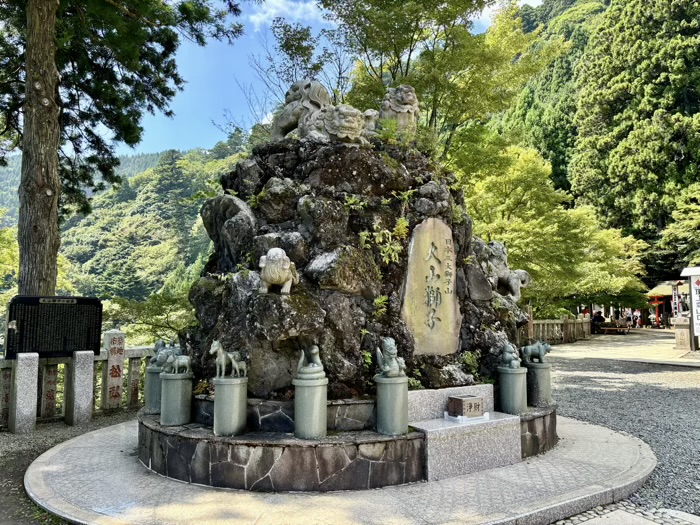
[61,149,240,301]
[501,0,700,279]
[0,152,163,227]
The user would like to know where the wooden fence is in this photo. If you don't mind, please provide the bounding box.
[518,318,590,346]
[0,344,158,427]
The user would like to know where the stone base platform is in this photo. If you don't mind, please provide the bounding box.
[521,404,558,458]
[411,412,521,481]
[25,417,657,525]
[138,412,424,492]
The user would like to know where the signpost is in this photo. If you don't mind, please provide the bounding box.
[681,268,700,352]
[4,296,102,359]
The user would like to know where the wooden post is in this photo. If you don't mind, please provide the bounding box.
[527,305,534,343]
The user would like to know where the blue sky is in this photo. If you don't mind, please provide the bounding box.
[116,0,542,156]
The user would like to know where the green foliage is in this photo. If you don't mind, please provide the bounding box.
[497,1,606,190]
[661,183,700,266]
[373,295,389,319]
[569,0,700,275]
[60,149,225,301]
[0,209,18,287]
[456,140,648,311]
[460,351,480,376]
[344,194,367,211]
[361,349,373,370]
[0,0,243,216]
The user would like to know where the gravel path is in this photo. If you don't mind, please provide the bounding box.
[551,356,700,514]
[0,408,140,525]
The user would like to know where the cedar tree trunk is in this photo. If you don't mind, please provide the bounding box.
[18,0,61,296]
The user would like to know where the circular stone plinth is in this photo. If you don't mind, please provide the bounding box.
[138,411,424,492]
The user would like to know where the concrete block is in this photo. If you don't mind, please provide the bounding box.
[410,412,521,481]
[65,351,94,426]
[9,353,39,433]
[408,384,494,421]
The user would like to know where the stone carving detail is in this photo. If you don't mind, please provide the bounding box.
[270,79,420,145]
[163,354,191,375]
[485,241,531,302]
[324,104,368,144]
[271,79,332,141]
[379,85,419,133]
[363,109,379,139]
[401,218,462,356]
[375,337,406,378]
[520,341,552,363]
[209,340,247,378]
[501,342,521,369]
[149,340,173,367]
[259,247,299,294]
[296,344,326,380]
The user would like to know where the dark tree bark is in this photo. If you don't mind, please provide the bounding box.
[18,0,61,296]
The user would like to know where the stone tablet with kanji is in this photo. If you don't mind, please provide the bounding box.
[401,218,462,355]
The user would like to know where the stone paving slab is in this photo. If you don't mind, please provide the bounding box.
[24,417,656,525]
[553,331,700,368]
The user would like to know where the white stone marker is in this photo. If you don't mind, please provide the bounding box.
[102,329,125,410]
[9,353,39,433]
[65,351,95,426]
[401,218,462,355]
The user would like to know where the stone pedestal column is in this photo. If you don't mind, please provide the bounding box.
[525,362,552,407]
[497,366,527,415]
[144,366,163,415]
[64,351,94,426]
[160,373,193,426]
[292,377,328,439]
[375,375,408,436]
[9,353,39,433]
[213,377,248,436]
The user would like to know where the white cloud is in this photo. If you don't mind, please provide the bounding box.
[248,0,326,31]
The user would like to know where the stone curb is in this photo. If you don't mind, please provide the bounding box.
[24,417,657,525]
[557,355,700,368]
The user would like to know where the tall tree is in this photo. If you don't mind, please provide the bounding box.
[18,0,61,294]
[0,0,245,294]
[569,0,700,276]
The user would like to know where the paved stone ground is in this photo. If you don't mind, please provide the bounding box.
[551,331,700,520]
[23,416,655,525]
[0,408,140,525]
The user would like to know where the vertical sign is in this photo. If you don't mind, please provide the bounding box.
[672,285,680,317]
[102,329,125,410]
[691,277,700,334]
[401,218,462,355]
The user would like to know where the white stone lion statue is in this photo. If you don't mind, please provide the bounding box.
[379,85,419,134]
[270,79,332,141]
[259,247,299,295]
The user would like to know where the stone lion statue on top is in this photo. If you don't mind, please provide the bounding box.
[270,79,332,141]
[379,85,419,134]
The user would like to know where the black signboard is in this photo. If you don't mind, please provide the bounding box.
[4,296,102,360]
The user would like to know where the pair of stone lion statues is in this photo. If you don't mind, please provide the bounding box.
[270,79,419,145]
